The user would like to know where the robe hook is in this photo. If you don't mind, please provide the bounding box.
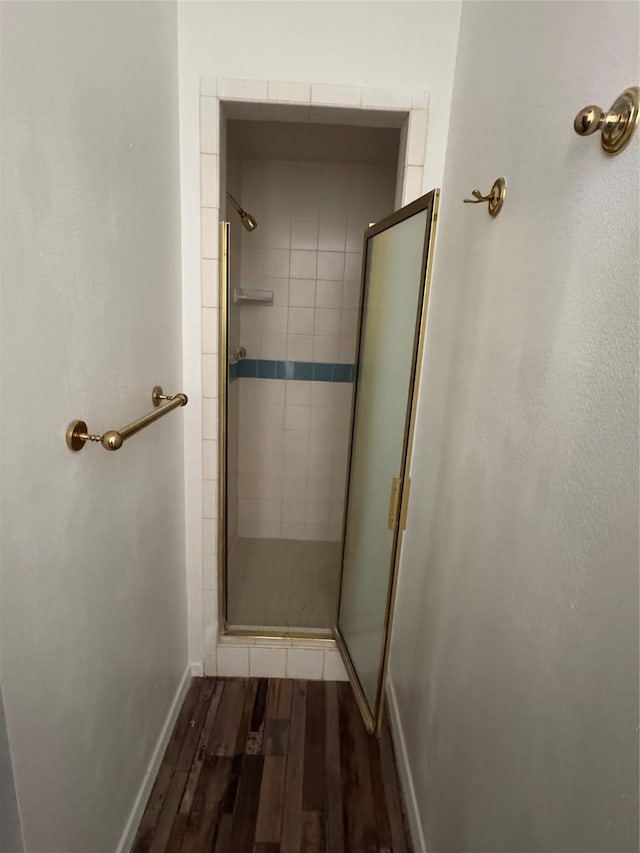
[573,86,639,156]
[463,176,506,218]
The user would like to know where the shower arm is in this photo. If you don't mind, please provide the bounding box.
[226,192,245,216]
[226,192,258,232]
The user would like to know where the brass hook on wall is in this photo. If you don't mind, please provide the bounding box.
[573,85,639,156]
[463,177,506,218]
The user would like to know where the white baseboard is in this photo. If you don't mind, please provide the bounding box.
[385,678,427,853]
[116,665,192,853]
[190,661,204,677]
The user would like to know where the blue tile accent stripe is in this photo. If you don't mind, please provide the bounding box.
[229,359,354,383]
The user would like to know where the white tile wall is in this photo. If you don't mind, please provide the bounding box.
[237,379,352,540]
[198,80,428,680]
[201,207,219,259]
[201,259,218,308]
[202,398,216,440]
[249,646,287,677]
[216,644,250,677]
[323,649,349,681]
[201,307,218,354]
[310,83,362,107]
[229,156,396,541]
[200,96,219,154]
[403,164,425,203]
[362,87,411,110]
[203,553,216,591]
[267,80,311,104]
[215,640,349,681]
[237,159,395,364]
[407,109,429,166]
[219,77,268,101]
[201,154,219,207]
[286,648,325,679]
[202,479,216,518]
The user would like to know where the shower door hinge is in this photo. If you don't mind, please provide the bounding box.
[387,476,402,530]
[387,476,411,532]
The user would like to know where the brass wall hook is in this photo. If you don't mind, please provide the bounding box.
[574,86,639,155]
[463,177,506,218]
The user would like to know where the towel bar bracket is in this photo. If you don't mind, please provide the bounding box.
[152,385,183,406]
[66,420,100,451]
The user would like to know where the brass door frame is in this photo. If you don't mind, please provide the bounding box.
[218,222,230,634]
[335,190,440,735]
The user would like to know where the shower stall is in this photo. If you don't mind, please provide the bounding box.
[221,117,399,636]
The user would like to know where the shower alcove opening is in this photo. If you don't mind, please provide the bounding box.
[212,95,423,643]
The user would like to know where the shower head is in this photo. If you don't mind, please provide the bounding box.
[226,192,258,232]
[240,211,258,232]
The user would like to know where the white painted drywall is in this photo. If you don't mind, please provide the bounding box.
[178,0,462,664]
[388,2,639,851]
[0,3,187,851]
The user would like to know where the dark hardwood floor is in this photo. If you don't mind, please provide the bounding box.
[134,677,411,853]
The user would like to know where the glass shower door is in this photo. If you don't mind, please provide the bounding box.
[335,191,438,733]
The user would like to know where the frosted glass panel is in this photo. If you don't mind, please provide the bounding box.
[338,205,430,716]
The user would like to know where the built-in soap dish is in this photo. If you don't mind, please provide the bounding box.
[233,287,273,306]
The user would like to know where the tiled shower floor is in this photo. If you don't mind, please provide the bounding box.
[227,538,341,632]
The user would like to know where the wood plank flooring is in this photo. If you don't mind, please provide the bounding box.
[134,677,410,853]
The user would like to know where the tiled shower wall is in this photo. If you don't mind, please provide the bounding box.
[231,157,396,540]
[236,378,352,540]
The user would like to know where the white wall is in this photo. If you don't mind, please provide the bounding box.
[388,3,639,852]
[0,3,187,851]
[179,0,462,665]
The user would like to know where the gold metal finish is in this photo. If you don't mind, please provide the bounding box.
[66,420,92,451]
[574,86,640,155]
[152,385,183,405]
[387,476,402,530]
[218,222,230,634]
[464,177,506,217]
[66,387,188,452]
[399,476,411,532]
[223,629,335,643]
[102,430,124,451]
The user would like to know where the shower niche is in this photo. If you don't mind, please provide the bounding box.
[221,111,400,635]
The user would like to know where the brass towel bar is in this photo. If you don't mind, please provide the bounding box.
[66,386,188,452]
